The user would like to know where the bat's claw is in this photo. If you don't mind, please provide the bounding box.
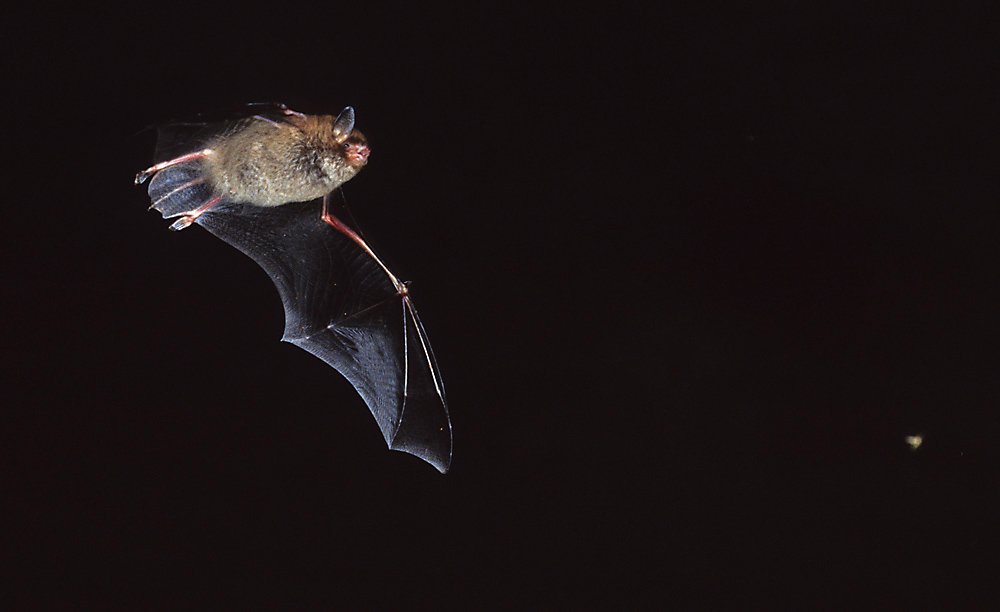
[169,216,195,231]
[165,194,222,230]
[135,169,153,185]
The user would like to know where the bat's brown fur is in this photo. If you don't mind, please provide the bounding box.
[206,113,368,207]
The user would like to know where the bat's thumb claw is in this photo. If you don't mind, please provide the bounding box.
[135,171,151,185]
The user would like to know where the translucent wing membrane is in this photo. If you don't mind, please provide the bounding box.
[142,115,452,472]
[147,160,212,218]
[288,291,451,471]
[151,104,293,163]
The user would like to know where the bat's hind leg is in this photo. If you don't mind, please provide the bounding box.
[143,149,224,230]
[134,148,214,185]
[167,194,224,230]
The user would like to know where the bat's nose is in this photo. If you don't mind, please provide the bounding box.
[347,143,370,165]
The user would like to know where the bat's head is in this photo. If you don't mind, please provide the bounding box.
[317,106,370,188]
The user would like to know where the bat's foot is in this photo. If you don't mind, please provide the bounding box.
[169,216,195,231]
[167,193,224,231]
[135,149,214,186]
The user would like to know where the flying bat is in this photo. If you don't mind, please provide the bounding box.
[135,104,452,472]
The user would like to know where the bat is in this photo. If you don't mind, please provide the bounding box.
[135,104,452,473]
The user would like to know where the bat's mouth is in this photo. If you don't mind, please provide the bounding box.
[346,143,370,165]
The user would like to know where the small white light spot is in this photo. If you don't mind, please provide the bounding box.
[906,435,923,450]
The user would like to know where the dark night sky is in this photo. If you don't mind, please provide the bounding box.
[6,4,999,609]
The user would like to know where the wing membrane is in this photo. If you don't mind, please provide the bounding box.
[195,199,452,472]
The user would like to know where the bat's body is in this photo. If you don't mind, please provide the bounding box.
[136,105,452,472]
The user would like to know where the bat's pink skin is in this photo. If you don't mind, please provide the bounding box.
[134,149,213,185]
[344,142,371,166]
[168,194,224,230]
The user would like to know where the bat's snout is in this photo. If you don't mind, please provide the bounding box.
[346,142,370,166]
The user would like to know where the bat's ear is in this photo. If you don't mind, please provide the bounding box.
[332,107,356,139]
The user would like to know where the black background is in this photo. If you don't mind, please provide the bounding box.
[6,4,998,609]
